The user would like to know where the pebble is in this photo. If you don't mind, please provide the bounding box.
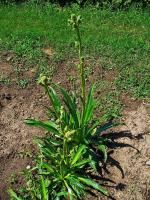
[145,161,150,166]
[6,56,12,62]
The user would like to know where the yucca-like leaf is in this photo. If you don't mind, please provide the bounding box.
[41,162,54,173]
[68,187,74,200]
[82,86,95,124]
[25,119,59,136]
[96,122,116,135]
[71,145,86,166]
[41,147,56,160]
[89,155,97,171]
[56,191,69,198]
[64,180,75,200]
[34,137,56,153]
[85,120,99,139]
[35,139,57,160]
[45,137,61,146]
[66,176,85,199]
[98,144,108,162]
[60,87,79,128]
[46,86,61,116]
[78,177,108,196]
[73,158,90,168]
[8,189,23,200]
[43,137,61,150]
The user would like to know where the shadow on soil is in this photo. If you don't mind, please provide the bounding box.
[90,127,143,200]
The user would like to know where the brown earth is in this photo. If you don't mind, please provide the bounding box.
[0,59,150,200]
[105,104,150,200]
[0,84,48,199]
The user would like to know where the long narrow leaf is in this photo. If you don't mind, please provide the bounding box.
[66,176,85,199]
[71,145,86,166]
[82,86,95,124]
[73,158,90,168]
[48,87,61,114]
[86,120,99,138]
[41,162,54,173]
[64,180,74,200]
[96,122,117,135]
[60,87,79,128]
[56,191,69,198]
[8,189,23,200]
[78,177,108,196]
[98,144,108,162]
[40,176,48,200]
[25,119,59,135]
[34,138,57,159]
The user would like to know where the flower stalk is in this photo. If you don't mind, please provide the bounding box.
[69,14,86,109]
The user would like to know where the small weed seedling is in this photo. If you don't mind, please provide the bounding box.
[9,15,117,200]
[0,75,11,85]
[17,78,29,89]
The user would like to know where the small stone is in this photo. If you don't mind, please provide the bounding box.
[6,56,12,62]
[145,161,150,166]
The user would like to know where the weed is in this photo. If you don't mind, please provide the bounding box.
[17,78,29,89]
[0,75,11,85]
[9,14,116,200]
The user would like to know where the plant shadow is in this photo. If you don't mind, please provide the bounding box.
[89,124,143,200]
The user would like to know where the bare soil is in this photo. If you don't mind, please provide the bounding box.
[105,104,150,200]
[0,60,150,200]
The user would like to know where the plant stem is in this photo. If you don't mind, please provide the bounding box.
[75,25,86,108]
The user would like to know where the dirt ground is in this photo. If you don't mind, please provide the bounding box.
[0,60,150,200]
[105,104,150,200]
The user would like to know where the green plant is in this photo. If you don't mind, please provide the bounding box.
[9,137,108,199]
[17,78,29,89]
[26,14,115,166]
[9,14,116,199]
[68,14,86,107]
[0,75,11,85]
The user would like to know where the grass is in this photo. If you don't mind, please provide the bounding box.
[0,3,149,116]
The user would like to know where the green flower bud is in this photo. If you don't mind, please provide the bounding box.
[37,74,47,86]
[68,14,82,29]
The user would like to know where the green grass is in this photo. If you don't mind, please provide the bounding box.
[0,3,149,104]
